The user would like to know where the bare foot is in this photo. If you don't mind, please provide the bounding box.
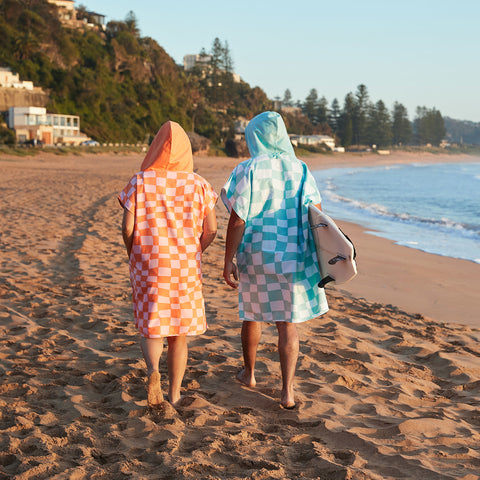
[281,387,295,409]
[168,395,183,408]
[168,391,182,407]
[147,371,163,405]
[236,368,256,388]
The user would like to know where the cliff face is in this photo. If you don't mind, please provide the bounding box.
[0,87,49,111]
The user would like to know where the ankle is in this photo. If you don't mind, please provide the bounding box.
[168,389,181,405]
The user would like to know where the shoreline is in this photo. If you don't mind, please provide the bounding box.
[305,152,480,327]
[309,155,479,265]
[301,149,480,170]
[193,151,480,328]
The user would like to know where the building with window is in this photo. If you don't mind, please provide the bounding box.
[183,54,212,71]
[0,67,34,90]
[8,106,89,145]
[47,0,77,25]
[183,54,241,83]
[47,0,106,29]
[85,12,106,28]
[289,134,336,150]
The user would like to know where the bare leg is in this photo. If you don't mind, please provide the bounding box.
[276,322,299,408]
[140,336,164,405]
[167,335,188,405]
[237,320,262,387]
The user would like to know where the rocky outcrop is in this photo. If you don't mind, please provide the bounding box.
[0,87,50,111]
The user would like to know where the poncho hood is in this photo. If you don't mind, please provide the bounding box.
[140,121,193,172]
[245,111,295,159]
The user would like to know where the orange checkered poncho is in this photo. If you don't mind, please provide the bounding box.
[119,122,217,338]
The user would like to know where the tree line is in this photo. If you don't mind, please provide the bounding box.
[280,85,446,148]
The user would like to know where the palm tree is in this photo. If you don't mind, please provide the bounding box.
[15,32,38,60]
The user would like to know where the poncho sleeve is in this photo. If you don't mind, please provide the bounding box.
[118,174,138,213]
[302,166,322,206]
[202,179,218,217]
[220,161,252,222]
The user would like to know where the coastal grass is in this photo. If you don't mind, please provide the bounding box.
[0,144,148,157]
[394,144,480,155]
[1,143,479,159]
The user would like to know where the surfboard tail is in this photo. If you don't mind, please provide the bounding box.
[308,204,358,287]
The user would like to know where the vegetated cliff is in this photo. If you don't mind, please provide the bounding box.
[0,0,270,143]
[444,117,480,145]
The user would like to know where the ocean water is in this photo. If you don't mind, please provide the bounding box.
[312,161,480,264]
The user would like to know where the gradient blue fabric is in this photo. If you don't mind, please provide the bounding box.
[245,111,296,159]
[221,111,328,323]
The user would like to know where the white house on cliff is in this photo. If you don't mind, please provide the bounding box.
[8,107,89,145]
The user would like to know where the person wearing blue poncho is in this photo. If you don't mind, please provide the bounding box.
[221,111,328,409]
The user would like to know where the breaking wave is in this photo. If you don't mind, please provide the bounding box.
[314,162,480,263]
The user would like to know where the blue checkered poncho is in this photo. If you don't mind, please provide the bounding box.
[221,111,328,323]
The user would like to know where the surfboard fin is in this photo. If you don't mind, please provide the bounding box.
[328,255,347,265]
[318,275,334,288]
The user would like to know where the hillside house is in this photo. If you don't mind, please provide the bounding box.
[47,0,77,25]
[0,67,34,90]
[84,12,106,28]
[234,117,249,135]
[183,54,212,72]
[8,106,89,145]
[183,54,241,83]
[281,106,302,116]
[289,134,336,150]
[47,0,106,29]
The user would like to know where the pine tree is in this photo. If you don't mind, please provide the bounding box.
[392,102,412,145]
[315,96,328,126]
[414,107,446,146]
[283,88,293,107]
[210,37,223,103]
[223,40,234,74]
[328,98,341,134]
[339,93,355,147]
[367,100,392,147]
[221,40,235,106]
[353,84,369,145]
[432,109,446,145]
[303,88,318,124]
[125,11,140,37]
[343,117,353,148]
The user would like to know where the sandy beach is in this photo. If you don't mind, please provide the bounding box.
[1,150,479,479]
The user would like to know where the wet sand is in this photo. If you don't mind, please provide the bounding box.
[302,151,480,327]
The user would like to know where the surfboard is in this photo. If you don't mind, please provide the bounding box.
[308,204,357,288]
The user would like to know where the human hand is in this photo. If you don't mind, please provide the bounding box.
[223,260,239,289]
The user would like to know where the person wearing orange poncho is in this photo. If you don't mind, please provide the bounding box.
[119,121,217,406]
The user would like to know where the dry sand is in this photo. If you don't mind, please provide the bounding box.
[0,151,479,479]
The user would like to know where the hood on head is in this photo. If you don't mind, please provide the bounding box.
[140,121,193,172]
[245,111,295,159]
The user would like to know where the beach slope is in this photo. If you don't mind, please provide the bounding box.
[0,152,479,479]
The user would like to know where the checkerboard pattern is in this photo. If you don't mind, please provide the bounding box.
[119,170,217,338]
[222,154,329,323]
